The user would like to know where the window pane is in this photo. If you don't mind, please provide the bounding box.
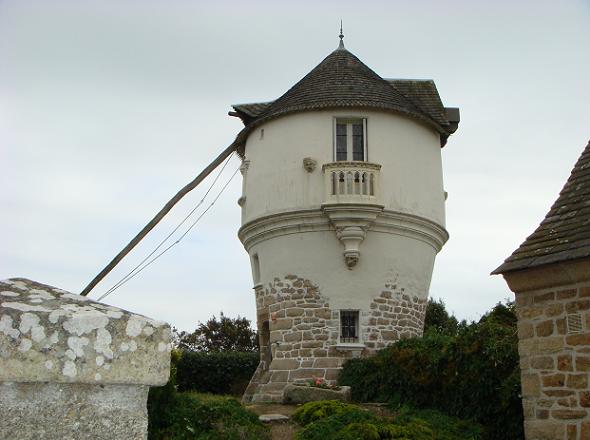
[336,123,347,161]
[352,123,364,161]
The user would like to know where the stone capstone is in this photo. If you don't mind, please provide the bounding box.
[259,413,290,423]
[0,278,171,385]
[0,278,171,440]
[282,383,351,404]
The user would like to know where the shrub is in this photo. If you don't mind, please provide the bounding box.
[294,401,482,440]
[148,351,268,439]
[338,302,522,440]
[292,400,360,426]
[176,350,259,395]
[149,392,269,440]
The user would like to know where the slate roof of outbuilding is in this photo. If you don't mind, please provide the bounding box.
[229,44,458,155]
[493,139,590,274]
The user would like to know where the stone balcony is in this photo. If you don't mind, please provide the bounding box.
[321,162,384,268]
[322,161,381,205]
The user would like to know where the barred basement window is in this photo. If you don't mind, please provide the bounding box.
[340,310,359,343]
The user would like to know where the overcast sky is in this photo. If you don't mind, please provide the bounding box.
[1,0,589,332]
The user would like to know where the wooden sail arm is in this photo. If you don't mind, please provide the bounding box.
[80,144,236,296]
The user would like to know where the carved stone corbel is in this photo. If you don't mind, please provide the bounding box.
[321,203,383,269]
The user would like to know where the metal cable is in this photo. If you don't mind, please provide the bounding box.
[96,157,239,301]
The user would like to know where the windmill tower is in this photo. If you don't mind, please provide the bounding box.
[230,34,460,403]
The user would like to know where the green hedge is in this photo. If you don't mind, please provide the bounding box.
[338,304,522,440]
[175,351,259,395]
[148,350,268,440]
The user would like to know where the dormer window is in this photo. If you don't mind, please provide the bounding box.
[334,118,367,162]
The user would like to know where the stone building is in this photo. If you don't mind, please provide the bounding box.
[494,140,590,439]
[229,36,460,402]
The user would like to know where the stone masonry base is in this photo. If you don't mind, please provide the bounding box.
[242,274,427,403]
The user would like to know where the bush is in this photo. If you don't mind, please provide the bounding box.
[292,400,361,426]
[176,350,259,395]
[148,351,268,439]
[338,302,522,440]
[293,401,483,440]
[149,392,269,440]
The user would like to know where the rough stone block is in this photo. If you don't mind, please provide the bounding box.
[532,356,555,370]
[534,292,555,303]
[552,409,588,419]
[284,332,302,343]
[566,300,590,313]
[521,373,541,397]
[557,289,577,300]
[535,320,554,337]
[576,356,590,371]
[282,383,351,404]
[558,354,573,371]
[566,424,577,440]
[542,373,565,388]
[0,278,170,440]
[566,373,588,389]
[524,420,564,440]
[313,357,342,368]
[286,308,304,317]
[269,359,300,370]
[518,322,534,339]
[545,303,565,317]
[579,391,590,407]
[537,337,565,353]
[271,318,293,331]
[289,368,325,381]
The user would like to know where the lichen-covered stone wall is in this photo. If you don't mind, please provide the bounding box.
[0,278,171,440]
[243,274,428,403]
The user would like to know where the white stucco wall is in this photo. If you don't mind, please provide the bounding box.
[241,109,446,227]
[249,228,437,309]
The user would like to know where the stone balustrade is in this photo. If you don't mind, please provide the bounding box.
[322,161,381,205]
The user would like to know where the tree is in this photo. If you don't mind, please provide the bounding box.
[173,312,258,352]
[423,298,464,336]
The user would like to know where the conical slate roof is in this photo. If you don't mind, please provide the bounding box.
[229,44,458,155]
[494,139,590,274]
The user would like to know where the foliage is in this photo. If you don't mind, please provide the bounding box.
[173,312,258,353]
[338,301,522,440]
[292,400,360,426]
[175,350,259,395]
[294,401,483,440]
[423,298,464,336]
[148,351,268,440]
[149,392,269,440]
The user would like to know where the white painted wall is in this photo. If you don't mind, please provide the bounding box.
[239,108,447,318]
[250,228,437,309]
[241,109,446,226]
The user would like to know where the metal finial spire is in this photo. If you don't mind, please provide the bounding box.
[338,20,345,49]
